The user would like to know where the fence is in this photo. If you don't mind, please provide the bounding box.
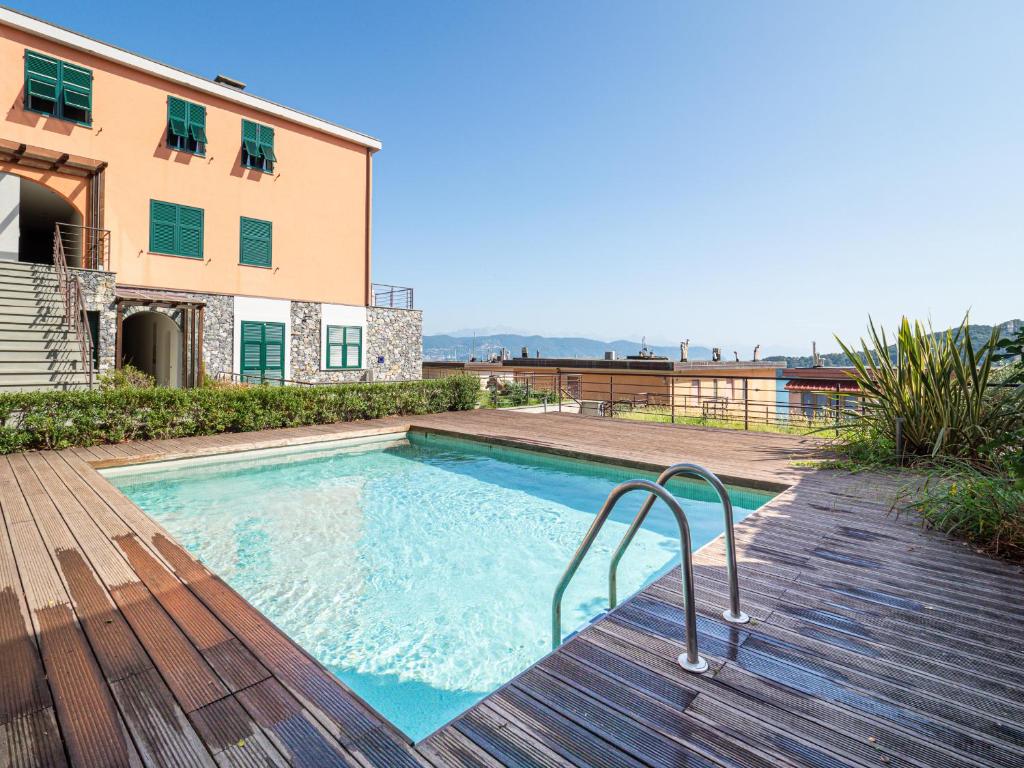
[470,370,865,434]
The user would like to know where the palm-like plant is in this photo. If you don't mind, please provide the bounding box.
[836,316,1023,463]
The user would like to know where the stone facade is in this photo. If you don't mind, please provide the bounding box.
[290,303,422,384]
[367,306,423,381]
[73,277,420,385]
[71,267,117,374]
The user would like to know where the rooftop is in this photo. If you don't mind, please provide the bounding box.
[0,6,381,151]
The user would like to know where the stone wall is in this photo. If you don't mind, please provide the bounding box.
[72,268,117,373]
[290,303,422,384]
[367,307,422,381]
[69,278,420,385]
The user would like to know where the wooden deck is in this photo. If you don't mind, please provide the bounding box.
[0,410,1021,767]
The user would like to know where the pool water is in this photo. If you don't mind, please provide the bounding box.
[104,432,774,741]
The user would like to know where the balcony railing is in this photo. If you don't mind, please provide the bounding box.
[372,283,414,310]
[56,221,110,271]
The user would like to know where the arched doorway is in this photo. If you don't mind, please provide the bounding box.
[0,173,84,266]
[121,311,182,387]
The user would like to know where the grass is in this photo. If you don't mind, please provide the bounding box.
[612,406,844,437]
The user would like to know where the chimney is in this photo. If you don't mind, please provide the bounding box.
[521,346,529,359]
[753,344,761,362]
[680,339,689,363]
[214,74,246,90]
[733,351,739,362]
[712,347,721,362]
[605,350,617,361]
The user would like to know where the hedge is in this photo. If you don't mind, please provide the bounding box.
[0,375,480,453]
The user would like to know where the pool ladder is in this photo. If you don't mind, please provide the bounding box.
[551,463,748,674]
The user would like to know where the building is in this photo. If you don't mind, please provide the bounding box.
[424,356,789,422]
[0,7,420,390]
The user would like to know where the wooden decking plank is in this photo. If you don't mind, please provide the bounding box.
[0,501,51,725]
[453,704,575,768]
[114,534,270,692]
[0,708,67,768]
[189,695,289,768]
[108,580,230,713]
[233,678,359,767]
[485,687,649,768]
[561,634,922,768]
[528,658,789,768]
[618,591,1024,761]
[584,619,978,768]
[417,726,509,768]
[109,667,215,768]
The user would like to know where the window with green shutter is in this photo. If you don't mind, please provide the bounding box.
[241,119,275,172]
[24,50,92,125]
[325,325,362,369]
[240,321,285,384]
[239,217,272,267]
[149,200,204,258]
[167,96,206,155]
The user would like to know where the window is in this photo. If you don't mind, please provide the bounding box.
[325,325,362,369]
[241,119,276,172]
[149,200,204,258]
[167,96,207,154]
[240,321,285,383]
[239,217,272,267]
[24,50,92,125]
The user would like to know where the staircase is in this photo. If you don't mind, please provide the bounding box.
[0,261,92,391]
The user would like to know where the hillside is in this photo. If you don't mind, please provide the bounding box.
[763,320,1022,367]
[424,334,713,362]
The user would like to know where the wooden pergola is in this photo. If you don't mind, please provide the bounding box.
[114,288,205,387]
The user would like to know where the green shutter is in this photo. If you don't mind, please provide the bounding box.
[149,200,178,254]
[25,50,90,124]
[258,125,276,162]
[177,205,204,258]
[239,217,272,267]
[344,326,362,369]
[188,102,207,143]
[150,200,203,258]
[326,325,362,369]
[242,120,260,155]
[240,321,265,382]
[167,97,188,137]
[240,321,285,383]
[326,325,345,368]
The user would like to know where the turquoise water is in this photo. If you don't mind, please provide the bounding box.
[105,432,773,741]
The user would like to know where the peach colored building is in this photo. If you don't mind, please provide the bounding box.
[0,8,420,389]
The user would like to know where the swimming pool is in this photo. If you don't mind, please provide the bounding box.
[104,431,775,741]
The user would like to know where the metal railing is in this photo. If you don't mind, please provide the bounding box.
[457,369,865,433]
[609,463,748,624]
[372,284,414,310]
[56,221,110,271]
[552,479,709,672]
[215,371,318,387]
[52,225,94,388]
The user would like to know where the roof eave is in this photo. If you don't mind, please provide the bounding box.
[0,6,382,152]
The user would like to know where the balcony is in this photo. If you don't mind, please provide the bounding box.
[371,283,414,310]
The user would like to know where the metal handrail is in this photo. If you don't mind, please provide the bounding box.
[52,224,94,388]
[56,221,111,271]
[609,463,748,624]
[551,478,708,673]
[371,283,414,310]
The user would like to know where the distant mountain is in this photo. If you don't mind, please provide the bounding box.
[423,334,714,362]
[763,320,1022,368]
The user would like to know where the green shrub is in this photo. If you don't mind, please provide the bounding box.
[902,460,1024,561]
[0,375,479,453]
[836,316,1024,464]
[98,364,155,390]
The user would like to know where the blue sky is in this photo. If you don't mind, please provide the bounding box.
[21,1,1024,353]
